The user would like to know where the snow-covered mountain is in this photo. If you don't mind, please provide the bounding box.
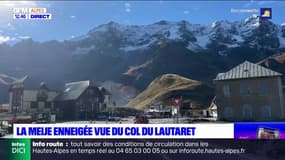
[1,15,285,103]
[69,15,285,55]
[64,15,285,91]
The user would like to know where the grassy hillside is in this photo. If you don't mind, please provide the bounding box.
[127,74,214,110]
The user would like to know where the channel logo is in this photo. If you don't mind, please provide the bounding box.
[260,8,272,20]
[13,8,52,20]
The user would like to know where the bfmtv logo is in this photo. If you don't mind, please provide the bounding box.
[260,8,272,19]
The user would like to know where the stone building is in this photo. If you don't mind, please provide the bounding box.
[214,61,285,121]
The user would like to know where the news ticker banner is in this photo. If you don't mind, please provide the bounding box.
[13,124,234,139]
[12,122,285,139]
[1,139,285,160]
[1,123,284,160]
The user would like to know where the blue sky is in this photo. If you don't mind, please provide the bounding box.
[0,1,284,43]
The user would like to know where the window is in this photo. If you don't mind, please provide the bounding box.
[38,102,45,108]
[37,90,48,101]
[259,83,268,96]
[223,85,230,97]
[224,107,233,120]
[261,106,271,120]
[242,104,253,120]
[240,83,250,96]
[31,102,37,109]
[79,105,85,112]
[45,102,51,108]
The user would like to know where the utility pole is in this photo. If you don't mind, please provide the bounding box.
[176,104,179,124]
[172,106,175,123]
[177,96,183,124]
[172,96,182,124]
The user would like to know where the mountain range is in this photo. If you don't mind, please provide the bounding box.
[0,15,285,104]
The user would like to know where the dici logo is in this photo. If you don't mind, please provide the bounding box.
[8,139,31,160]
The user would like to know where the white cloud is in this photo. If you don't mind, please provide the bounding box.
[124,3,131,8]
[183,10,189,14]
[0,1,37,7]
[0,36,11,44]
[10,37,16,41]
[6,23,16,30]
[124,3,131,13]
[125,8,131,12]
[70,15,76,19]
[19,36,30,39]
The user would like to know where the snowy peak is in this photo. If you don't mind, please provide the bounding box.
[243,14,260,27]
[89,21,123,33]
[71,16,285,54]
[211,20,233,30]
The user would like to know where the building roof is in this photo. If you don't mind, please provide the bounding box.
[98,86,111,95]
[215,61,282,81]
[55,80,91,101]
[39,82,49,90]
